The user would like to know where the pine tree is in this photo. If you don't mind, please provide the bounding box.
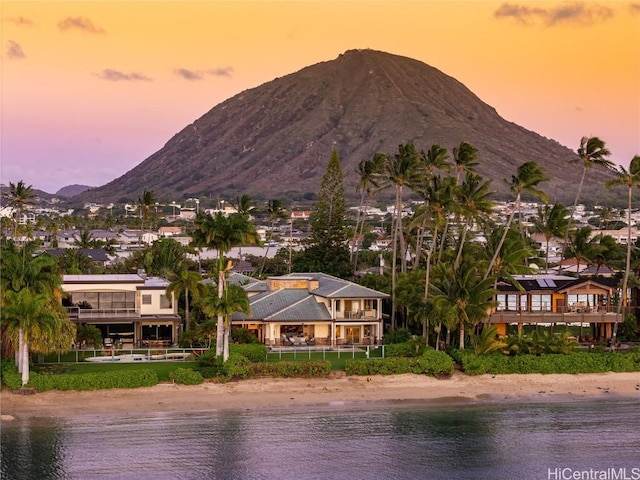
[293,150,351,278]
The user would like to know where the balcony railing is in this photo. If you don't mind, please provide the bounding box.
[66,307,141,319]
[489,304,632,325]
[336,309,377,320]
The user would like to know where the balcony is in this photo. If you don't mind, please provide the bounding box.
[488,304,631,325]
[66,307,141,320]
[336,309,377,320]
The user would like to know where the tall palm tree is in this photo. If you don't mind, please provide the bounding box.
[352,155,384,270]
[484,161,548,280]
[191,212,260,360]
[166,269,204,332]
[413,174,456,342]
[232,194,255,259]
[412,144,450,267]
[1,240,69,382]
[454,172,493,270]
[3,180,36,240]
[563,136,613,256]
[452,141,479,185]
[606,155,640,349]
[531,203,570,272]
[2,289,63,385]
[376,143,421,329]
[198,283,250,361]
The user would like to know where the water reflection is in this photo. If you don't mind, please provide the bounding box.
[1,418,67,480]
[2,400,638,480]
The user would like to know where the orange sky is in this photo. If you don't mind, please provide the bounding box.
[2,1,639,194]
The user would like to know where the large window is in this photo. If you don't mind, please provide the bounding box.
[530,294,553,312]
[71,291,135,310]
[497,294,526,311]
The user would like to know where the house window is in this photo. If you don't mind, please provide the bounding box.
[142,294,152,305]
[160,294,172,309]
[530,294,553,312]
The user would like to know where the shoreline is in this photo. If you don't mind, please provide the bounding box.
[1,371,639,420]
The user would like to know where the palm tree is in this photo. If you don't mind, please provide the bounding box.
[589,234,622,277]
[191,212,260,360]
[566,226,595,277]
[484,161,548,280]
[452,141,479,185]
[376,143,421,329]
[531,203,570,272]
[606,155,640,349]
[413,174,456,341]
[432,261,496,350]
[166,269,204,332]
[259,199,287,277]
[563,137,613,257]
[198,283,250,361]
[412,144,450,267]
[74,228,97,248]
[2,289,64,385]
[352,155,384,270]
[3,180,36,240]
[0,240,70,384]
[138,189,157,245]
[454,172,493,270]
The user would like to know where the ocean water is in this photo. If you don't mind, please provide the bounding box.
[2,398,639,480]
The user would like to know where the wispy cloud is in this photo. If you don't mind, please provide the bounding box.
[5,16,34,26]
[6,40,25,59]
[494,2,614,26]
[629,2,640,13]
[173,66,234,81]
[58,16,105,33]
[94,69,152,82]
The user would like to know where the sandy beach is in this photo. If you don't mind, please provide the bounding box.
[1,371,639,420]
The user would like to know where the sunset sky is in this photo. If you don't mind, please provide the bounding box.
[2,1,639,195]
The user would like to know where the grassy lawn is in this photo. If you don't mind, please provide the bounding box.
[265,348,383,370]
[35,362,199,382]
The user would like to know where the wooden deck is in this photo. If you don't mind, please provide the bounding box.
[488,311,624,325]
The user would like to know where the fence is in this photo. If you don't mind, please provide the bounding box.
[40,347,204,364]
[266,345,386,361]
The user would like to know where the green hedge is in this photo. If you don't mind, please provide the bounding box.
[249,361,332,378]
[169,367,204,385]
[1,363,159,392]
[345,349,454,377]
[452,349,640,375]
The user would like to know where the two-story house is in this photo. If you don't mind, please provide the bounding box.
[230,273,388,347]
[62,273,181,348]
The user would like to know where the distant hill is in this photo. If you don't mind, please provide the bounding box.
[56,184,94,198]
[75,49,620,206]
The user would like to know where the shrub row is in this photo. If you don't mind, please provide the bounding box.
[452,349,640,376]
[1,364,159,392]
[345,349,454,377]
[250,361,332,378]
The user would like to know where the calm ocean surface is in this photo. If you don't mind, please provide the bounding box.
[2,398,639,480]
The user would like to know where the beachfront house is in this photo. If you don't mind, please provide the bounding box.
[229,273,388,347]
[488,274,627,341]
[61,272,181,348]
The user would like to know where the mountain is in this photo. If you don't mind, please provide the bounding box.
[75,49,619,205]
[56,184,94,198]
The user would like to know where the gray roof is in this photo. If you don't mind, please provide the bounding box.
[276,272,389,299]
[234,288,331,322]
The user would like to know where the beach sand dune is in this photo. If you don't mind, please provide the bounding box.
[1,372,639,419]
